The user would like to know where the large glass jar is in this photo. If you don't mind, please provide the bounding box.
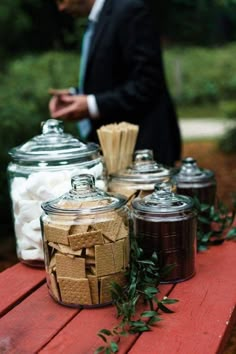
[7,119,105,267]
[131,182,197,283]
[41,174,129,308]
[108,149,171,199]
[173,157,216,232]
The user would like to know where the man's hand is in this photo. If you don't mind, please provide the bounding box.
[49,94,89,120]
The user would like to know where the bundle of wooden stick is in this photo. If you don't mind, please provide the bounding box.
[97,122,139,174]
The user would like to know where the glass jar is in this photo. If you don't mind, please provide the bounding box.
[173,157,216,232]
[41,174,129,308]
[131,182,197,283]
[108,149,171,199]
[7,119,105,267]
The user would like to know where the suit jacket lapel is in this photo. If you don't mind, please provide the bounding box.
[85,0,112,78]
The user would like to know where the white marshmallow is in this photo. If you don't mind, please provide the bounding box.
[22,222,42,244]
[15,200,42,223]
[10,163,104,263]
[21,248,44,261]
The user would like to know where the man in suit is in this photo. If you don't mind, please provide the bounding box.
[49,0,181,166]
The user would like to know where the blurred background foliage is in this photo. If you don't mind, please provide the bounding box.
[1,0,236,230]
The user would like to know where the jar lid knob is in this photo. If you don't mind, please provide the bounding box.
[180,156,200,175]
[41,119,64,135]
[134,149,154,163]
[153,181,173,200]
[71,174,96,195]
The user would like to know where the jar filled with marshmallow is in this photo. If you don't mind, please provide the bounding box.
[8,119,105,267]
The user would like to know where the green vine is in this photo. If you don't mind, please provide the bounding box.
[194,195,236,251]
[95,231,178,354]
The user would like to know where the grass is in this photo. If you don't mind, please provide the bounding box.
[176,103,227,119]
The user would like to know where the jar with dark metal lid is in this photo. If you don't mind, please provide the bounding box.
[173,157,216,204]
[7,119,105,267]
[108,149,171,199]
[41,174,129,308]
[131,182,197,283]
[173,157,216,232]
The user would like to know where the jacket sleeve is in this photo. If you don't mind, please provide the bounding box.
[94,1,167,120]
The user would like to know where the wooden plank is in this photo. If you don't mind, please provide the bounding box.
[0,284,79,354]
[0,263,46,317]
[129,241,236,354]
[39,285,173,354]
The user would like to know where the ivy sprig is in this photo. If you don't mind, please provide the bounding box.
[193,196,236,251]
[95,232,178,353]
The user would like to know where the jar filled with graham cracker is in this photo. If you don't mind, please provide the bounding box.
[41,174,129,308]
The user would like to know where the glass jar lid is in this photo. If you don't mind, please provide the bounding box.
[41,174,127,215]
[131,182,194,214]
[110,149,170,184]
[9,119,99,163]
[174,157,215,183]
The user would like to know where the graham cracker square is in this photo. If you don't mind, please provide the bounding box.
[95,239,125,277]
[58,277,92,305]
[116,222,129,240]
[68,230,104,251]
[55,253,85,279]
[44,223,70,245]
[69,224,88,235]
[91,213,123,242]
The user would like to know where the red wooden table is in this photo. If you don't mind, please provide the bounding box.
[0,240,236,354]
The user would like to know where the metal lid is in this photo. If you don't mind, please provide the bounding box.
[173,157,215,183]
[41,174,127,215]
[9,119,99,163]
[131,182,194,214]
[110,149,170,184]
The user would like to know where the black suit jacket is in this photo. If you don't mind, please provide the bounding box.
[83,0,181,166]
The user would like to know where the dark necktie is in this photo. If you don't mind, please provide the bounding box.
[78,20,95,140]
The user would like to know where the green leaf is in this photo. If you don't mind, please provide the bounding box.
[201,232,212,242]
[151,252,158,263]
[111,282,124,297]
[130,320,146,328]
[226,227,236,239]
[141,311,157,318]
[144,287,158,297]
[138,260,156,266]
[99,329,112,336]
[158,302,175,313]
[110,342,119,353]
[161,297,179,304]
[148,316,162,325]
[200,203,211,212]
[129,326,150,333]
[97,334,107,343]
[198,244,208,252]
